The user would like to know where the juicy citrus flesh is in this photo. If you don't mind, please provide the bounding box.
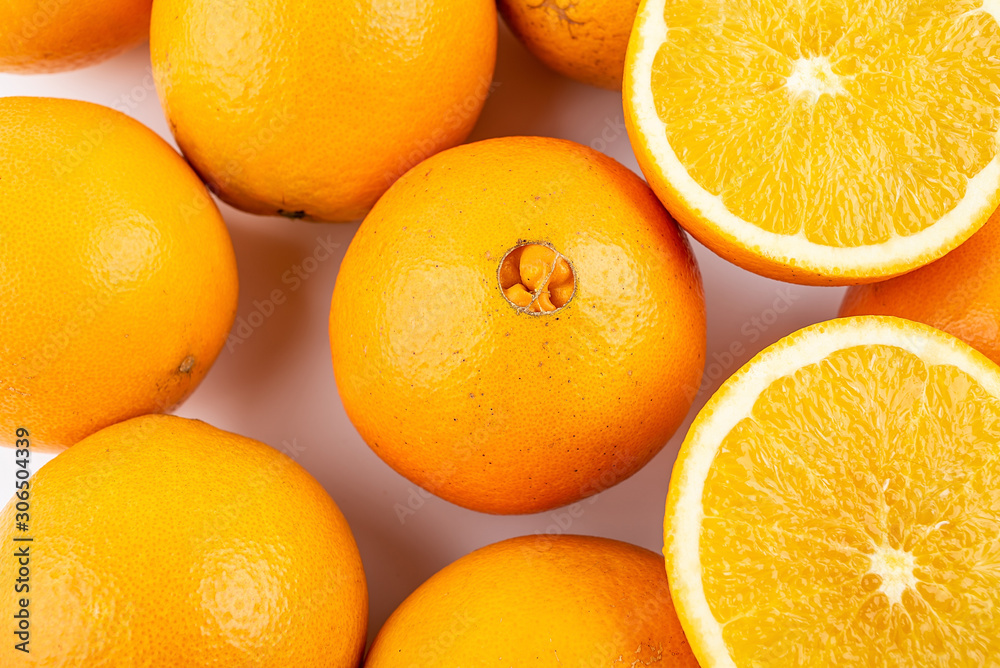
[666,317,1000,666]
[499,243,575,312]
[654,0,1000,245]
[704,345,1000,663]
[629,0,1000,281]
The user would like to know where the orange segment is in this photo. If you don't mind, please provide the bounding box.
[499,243,576,313]
[665,316,1000,666]
[519,243,557,291]
[626,0,1000,283]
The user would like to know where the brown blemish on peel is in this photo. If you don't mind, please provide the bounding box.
[178,355,195,374]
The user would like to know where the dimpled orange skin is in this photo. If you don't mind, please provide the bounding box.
[0,415,368,667]
[0,0,151,73]
[840,206,1000,367]
[364,534,698,666]
[150,0,497,222]
[0,97,238,452]
[329,136,706,515]
[498,0,640,90]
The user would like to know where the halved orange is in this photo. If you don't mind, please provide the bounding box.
[625,0,1000,284]
[665,316,1000,665]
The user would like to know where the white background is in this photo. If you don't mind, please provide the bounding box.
[0,23,845,645]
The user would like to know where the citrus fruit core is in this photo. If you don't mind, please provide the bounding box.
[786,56,845,100]
[867,545,918,606]
[498,243,576,313]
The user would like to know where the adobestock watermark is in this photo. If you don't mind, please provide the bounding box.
[393,406,512,524]
[51,67,163,179]
[381,76,500,188]
[12,234,162,384]
[276,437,306,460]
[212,106,295,194]
[391,436,489,525]
[5,0,70,52]
[10,427,33,654]
[396,609,475,667]
[695,285,802,396]
[225,234,342,352]
[206,435,308,537]
[524,446,646,550]
[51,117,115,178]
[589,114,627,154]
[109,69,158,117]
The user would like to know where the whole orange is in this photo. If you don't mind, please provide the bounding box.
[840,206,1000,366]
[0,0,151,73]
[329,136,705,514]
[498,0,640,90]
[150,0,497,222]
[0,97,238,452]
[364,534,698,666]
[0,415,368,666]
